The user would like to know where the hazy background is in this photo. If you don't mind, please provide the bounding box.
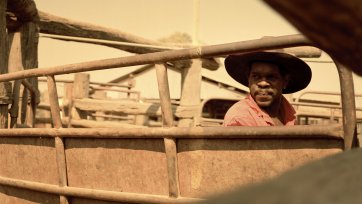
[33,0,362,104]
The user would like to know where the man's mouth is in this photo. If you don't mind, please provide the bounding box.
[256,94,271,101]
[255,91,273,101]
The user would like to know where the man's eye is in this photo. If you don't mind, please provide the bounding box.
[268,76,276,81]
[268,75,279,81]
[251,75,259,79]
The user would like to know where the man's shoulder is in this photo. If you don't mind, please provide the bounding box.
[223,99,256,126]
[227,98,252,112]
[224,99,253,121]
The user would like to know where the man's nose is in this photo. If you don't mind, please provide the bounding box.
[257,80,270,88]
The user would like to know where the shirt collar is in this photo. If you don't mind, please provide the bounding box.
[246,94,296,125]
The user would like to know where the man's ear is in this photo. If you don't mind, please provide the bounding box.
[283,75,290,89]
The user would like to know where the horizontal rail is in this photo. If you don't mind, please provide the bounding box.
[40,33,181,50]
[0,34,311,82]
[65,118,146,129]
[73,98,162,116]
[0,176,199,204]
[90,113,133,120]
[21,79,39,96]
[90,86,138,93]
[35,117,144,128]
[38,77,133,88]
[291,102,362,111]
[38,103,63,111]
[296,90,362,103]
[90,86,140,98]
[0,125,343,139]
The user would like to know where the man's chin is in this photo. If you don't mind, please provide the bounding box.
[256,101,272,107]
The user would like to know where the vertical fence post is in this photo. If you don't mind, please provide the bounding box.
[92,90,106,121]
[336,62,357,150]
[25,78,38,127]
[7,20,39,127]
[0,0,11,129]
[155,63,180,198]
[47,75,69,204]
[8,30,23,128]
[20,87,29,125]
[9,81,21,128]
[22,22,39,127]
[63,82,73,127]
[178,59,202,127]
[0,83,11,128]
[72,73,90,121]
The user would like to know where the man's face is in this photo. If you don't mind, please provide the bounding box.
[248,62,288,108]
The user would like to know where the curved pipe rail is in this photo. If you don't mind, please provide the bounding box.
[0,125,343,139]
[335,62,357,150]
[0,34,311,82]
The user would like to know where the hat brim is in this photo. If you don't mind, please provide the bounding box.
[224,52,312,94]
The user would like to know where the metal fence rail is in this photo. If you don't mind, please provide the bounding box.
[0,30,355,203]
[0,34,311,82]
[0,125,344,139]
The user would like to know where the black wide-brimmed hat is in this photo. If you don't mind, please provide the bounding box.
[224,51,312,94]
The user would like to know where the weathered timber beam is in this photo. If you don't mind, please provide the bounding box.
[37,11,219,70]
[69,118,146,129]
[263,0,362,75]
[108,64,247,95]
[0,176,199,204]
[7,0,38,22]
[0,34,312,82]
[0,124,343,139]
[75,95,224,120]
[36,117,146,129]
[38,11,161,53]
[280,46,321,58]
[73,98,175,117]
[108,64,154,84]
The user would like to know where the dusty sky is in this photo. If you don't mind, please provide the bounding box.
[33,0,362,103]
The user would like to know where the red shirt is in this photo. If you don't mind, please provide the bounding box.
[223,95,296,126]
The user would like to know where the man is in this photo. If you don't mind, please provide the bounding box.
[223,51,312,126]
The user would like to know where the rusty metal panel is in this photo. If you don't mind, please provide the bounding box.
[177,138,343,198]
[69,197,126,204]
[0,137,59,203]
[0,137,58,183]
[65,138,169,196]
[0,185,59,204]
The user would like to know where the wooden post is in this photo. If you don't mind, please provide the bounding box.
[20,87,29,125]
[155,64,180,198]
[8,30,23,127]
[22,22,39,127]
[47,75,69,204]
[26,78,38,127]
[0,83,11,128]
[9,80,21,128]
[62,82,73,128]
[41,90,52,128]
[8,19,39,127]
[134,114,148,126]
[127,74,135,98]
[0,0,7,75]
[178,59,202,127]
[0,0,10,129]
[72,73,90,121]
[92,90,106,121]
[336,62,357,150]
[63,82,73,117]
[7,32,25,127]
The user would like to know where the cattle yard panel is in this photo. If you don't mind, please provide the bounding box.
[0,1,357,203]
